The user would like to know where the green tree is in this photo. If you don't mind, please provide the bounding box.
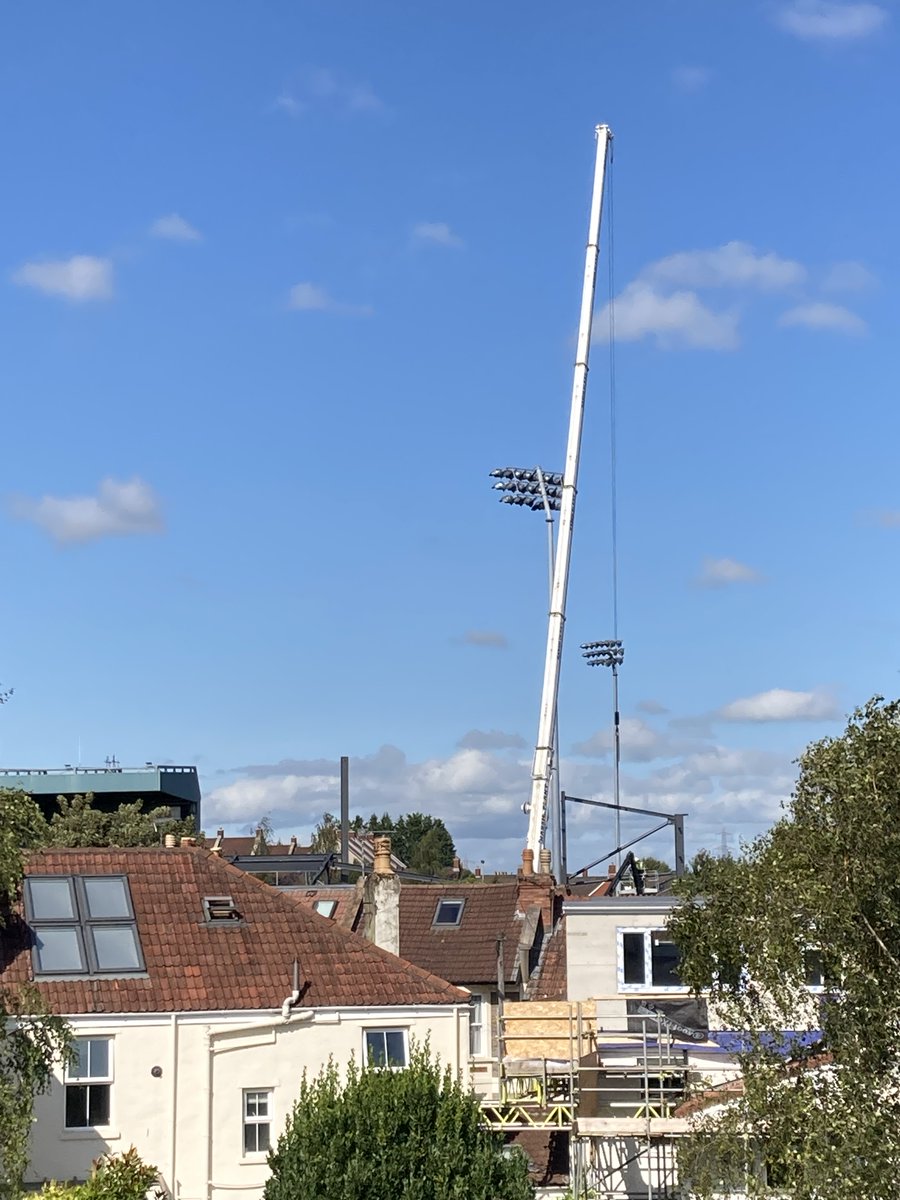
[310,812,340,854]
[265,1044,533,1200]
[668,698,900,1199]
[637,855,671,873]
[392,813,455,871]
[45,793,176,848]
[0,789,72,1199]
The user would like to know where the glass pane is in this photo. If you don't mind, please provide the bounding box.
[70,1040,90,1079]
[87,1085,110,1126]
[244,1124,259,1155]
[87,1039,109,1080]
[804,949,824,988]
[83,877,131,919]
[35,927,84,973]
[314,900,337,918]
[650,933,682,987]
[65,1085,88,1128]
[622,933,646,984]
[92,925,141,971]
[27,877,76,920]
[365,1031,386,1066]
[384,1030,406,1067]
[257,1124,271,1153]
[434,901,463,926]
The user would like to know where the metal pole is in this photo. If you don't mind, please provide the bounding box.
[340,756,349,882]
[612,664,621,863]
[537,467,564,884]
[527,124,612,857]
[673,814,686,876]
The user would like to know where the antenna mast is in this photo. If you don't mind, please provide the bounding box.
[526,124,612,860]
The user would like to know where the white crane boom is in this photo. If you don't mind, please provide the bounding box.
[526,124,612,860]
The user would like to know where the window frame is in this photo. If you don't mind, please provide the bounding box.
[313,899,338,919]
[64,1037,114,1131]
[242,1088,273,1158]
[432,899,465,928]
[26,875,145,978]
[468,994,485,1057]
[617,926,687,994]
[363,1027,409,1069]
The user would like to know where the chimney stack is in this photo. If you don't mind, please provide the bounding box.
[373,835,394,875]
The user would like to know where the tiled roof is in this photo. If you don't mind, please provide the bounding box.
[398,882,528,985]
[0,848,466,1015]
[216,836,309,857]
[282,885,363,932]
[529,917,567,1001]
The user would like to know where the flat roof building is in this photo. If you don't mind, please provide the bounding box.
[0,763,201,826]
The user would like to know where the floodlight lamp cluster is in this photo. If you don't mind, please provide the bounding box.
[489,467,564,512]
[581,638,624,668]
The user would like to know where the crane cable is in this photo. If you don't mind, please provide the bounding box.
[606,146,620,641]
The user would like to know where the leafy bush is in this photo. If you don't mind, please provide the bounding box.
[265,1045,533,1200]
[39,1148,161,1200]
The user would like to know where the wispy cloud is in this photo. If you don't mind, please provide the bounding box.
[643,242,806,291]
[274,67,383,118]
[823,260,877,292]
[150,213,202,242]
[596,281,739,350]
[288,282,373,317]
[696,556,764,587]
[460,630,509,649]
[671,66,712,92]
[11,477,164,545]
[637,698,670,716]
[779,301,867,335]
[774,1,888,41]
[411,222,464,249]
[717,687,838,722]
[457,729,526,751]
[12,255,113,302]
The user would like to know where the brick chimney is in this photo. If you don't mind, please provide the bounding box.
[363,835,400,957]
[517,845,557,933]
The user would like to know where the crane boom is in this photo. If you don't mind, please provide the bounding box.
[526,124,612,860]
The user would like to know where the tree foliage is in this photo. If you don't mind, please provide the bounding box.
[39,1147,161,1200]
[310,810,457,873]
[45,793,195,848]
[265,1044,533,1200]
[0,789,49,917]
[669,698,900,1199]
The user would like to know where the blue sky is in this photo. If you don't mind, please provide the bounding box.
[1,0,898,870]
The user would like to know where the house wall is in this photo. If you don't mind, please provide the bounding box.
[28,1004,467,1200]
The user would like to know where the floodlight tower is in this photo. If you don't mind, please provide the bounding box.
[490,466,564,878]
[581,639,625,859]
[525,123,613,861]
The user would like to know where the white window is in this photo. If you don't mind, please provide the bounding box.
[314,899,337,918]
[618,928,685,992]
[432,899,465,927]
[364,1028,408,1068]
[243,1089,272,1155]
[469,995,485,1056]
[65,1037,113,1129]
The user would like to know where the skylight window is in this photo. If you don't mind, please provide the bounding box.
[433,899,465,927]
[314,900,338,919]
[203,896,242,923]
[24,875,144,978]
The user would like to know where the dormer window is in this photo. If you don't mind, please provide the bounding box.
[433,899,465,927]
[203,896,242,924]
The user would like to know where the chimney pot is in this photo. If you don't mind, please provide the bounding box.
[521,849,534,877]
[373,835,394,875]
[539,848,552,875]
[180,836,195,848]
[608,864,617,878]
[164,834,177,849]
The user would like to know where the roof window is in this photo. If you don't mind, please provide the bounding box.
[24,875,144,978]
[203,896,242,924]
[432,899,465,927]
[314,900,338,919]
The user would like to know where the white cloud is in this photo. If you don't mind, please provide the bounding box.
[12,255,113,301]
[717,688,839,723]
[411,222,464,249]
[460,629,509,649]
[774,1,888,41]
[150,213,202,242]
[636,698,670,716]
[643,241,806,291]
[572,717,687,763]
[778,302,867,335]
[596,281,739,350]
[823,260,877,292]
[671,66,712,92]
[696,556,764,587]
[11,476,164,545]
[274,68,383,118]
[288,282,372,317]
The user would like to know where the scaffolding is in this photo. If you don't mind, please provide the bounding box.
[481,999,704,1199]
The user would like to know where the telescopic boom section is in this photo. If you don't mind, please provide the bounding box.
[526,124,612,860]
